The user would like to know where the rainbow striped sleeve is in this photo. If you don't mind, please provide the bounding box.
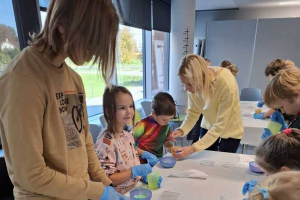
[134,120,146,144]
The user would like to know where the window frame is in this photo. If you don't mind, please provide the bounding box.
[12,0,41,50]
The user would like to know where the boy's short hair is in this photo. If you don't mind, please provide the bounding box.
[152,92,176,116]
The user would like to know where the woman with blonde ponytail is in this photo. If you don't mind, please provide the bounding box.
[172,54,243,159]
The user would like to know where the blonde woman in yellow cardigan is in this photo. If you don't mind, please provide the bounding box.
[172,54,244,159]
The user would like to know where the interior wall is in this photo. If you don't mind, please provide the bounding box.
[250,18,300,92]
[195,6,300,94]
[206,19,257,91]
[195,6,300,40]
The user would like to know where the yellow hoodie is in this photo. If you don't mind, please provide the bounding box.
[180,67,244,152]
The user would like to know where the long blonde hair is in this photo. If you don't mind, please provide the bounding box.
[178,54,214,106]
[264,67,300,109]
[31,0,119,84]
[248,171,300,200]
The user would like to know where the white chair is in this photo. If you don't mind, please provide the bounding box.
[99,114,107,129]
[137,107,146,119]
[240,88,262,101]
[89,124,102,143]
[141,101,152,116]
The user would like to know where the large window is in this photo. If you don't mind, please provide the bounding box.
[0,0,20,74]
[38,0,50,8]
[151,30,169,96]
[39,11,170,106]
[116,25,144,101]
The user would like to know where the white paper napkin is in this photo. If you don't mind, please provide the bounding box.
[239,154,255,162]
[168,169,208,180]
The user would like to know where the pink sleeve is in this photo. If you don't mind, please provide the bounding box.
[94,133,117,176]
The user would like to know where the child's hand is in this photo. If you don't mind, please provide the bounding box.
[131,164,152,179]
[261,128,273,140]
[100,186,129,200]
[257,101,264,108]
[253,113,265,119]
[242,179,258,195]
[158,176,163,188]
[141,151,159,167]
[142,174,163,188]
[271,110,287,131]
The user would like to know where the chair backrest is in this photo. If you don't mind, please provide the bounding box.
[134,109,142,125]
[137,107,146,119]
[89,124,102,143]
[99,114,107,129]
[141,101,152,116]
[240,87,262,101]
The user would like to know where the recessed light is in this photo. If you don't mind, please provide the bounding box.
[279,1,300,5]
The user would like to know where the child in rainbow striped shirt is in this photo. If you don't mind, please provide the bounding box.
[135,92,175,160]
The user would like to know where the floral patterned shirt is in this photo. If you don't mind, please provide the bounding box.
[95,130,141,194]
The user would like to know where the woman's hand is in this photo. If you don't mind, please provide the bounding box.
[171,129,184,141]
[174,146,196,160]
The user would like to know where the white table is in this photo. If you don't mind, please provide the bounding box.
[240,101,269,149]
[125,151,264,200]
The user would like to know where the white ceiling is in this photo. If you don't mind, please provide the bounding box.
[195,0,300,11]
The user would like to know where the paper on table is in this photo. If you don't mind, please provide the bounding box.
[220,197,231,200]
[158,191,181,200]
[169,169,208,180]
[221,162,236,168]
[239,155,255,167]
[239,155,255,162]
[199,160,215,166]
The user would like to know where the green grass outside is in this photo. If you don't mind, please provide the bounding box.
[78,72,106,98]
[68,57,143,98]
[77,71,143,98]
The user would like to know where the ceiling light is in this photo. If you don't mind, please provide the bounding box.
[279,1,300,5]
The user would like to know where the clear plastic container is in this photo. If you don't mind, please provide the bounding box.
[147,171,160,190]
[267,121,282,135]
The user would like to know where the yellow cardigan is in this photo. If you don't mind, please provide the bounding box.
[179,67,244,152]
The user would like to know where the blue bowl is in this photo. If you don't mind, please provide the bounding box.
[130,188,152,200]
[249,161,263,173]
[160,156,176,168]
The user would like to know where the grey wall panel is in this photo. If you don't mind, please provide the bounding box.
[250,18,300,94]
[194,6,300,42]
[206,19,257,92]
